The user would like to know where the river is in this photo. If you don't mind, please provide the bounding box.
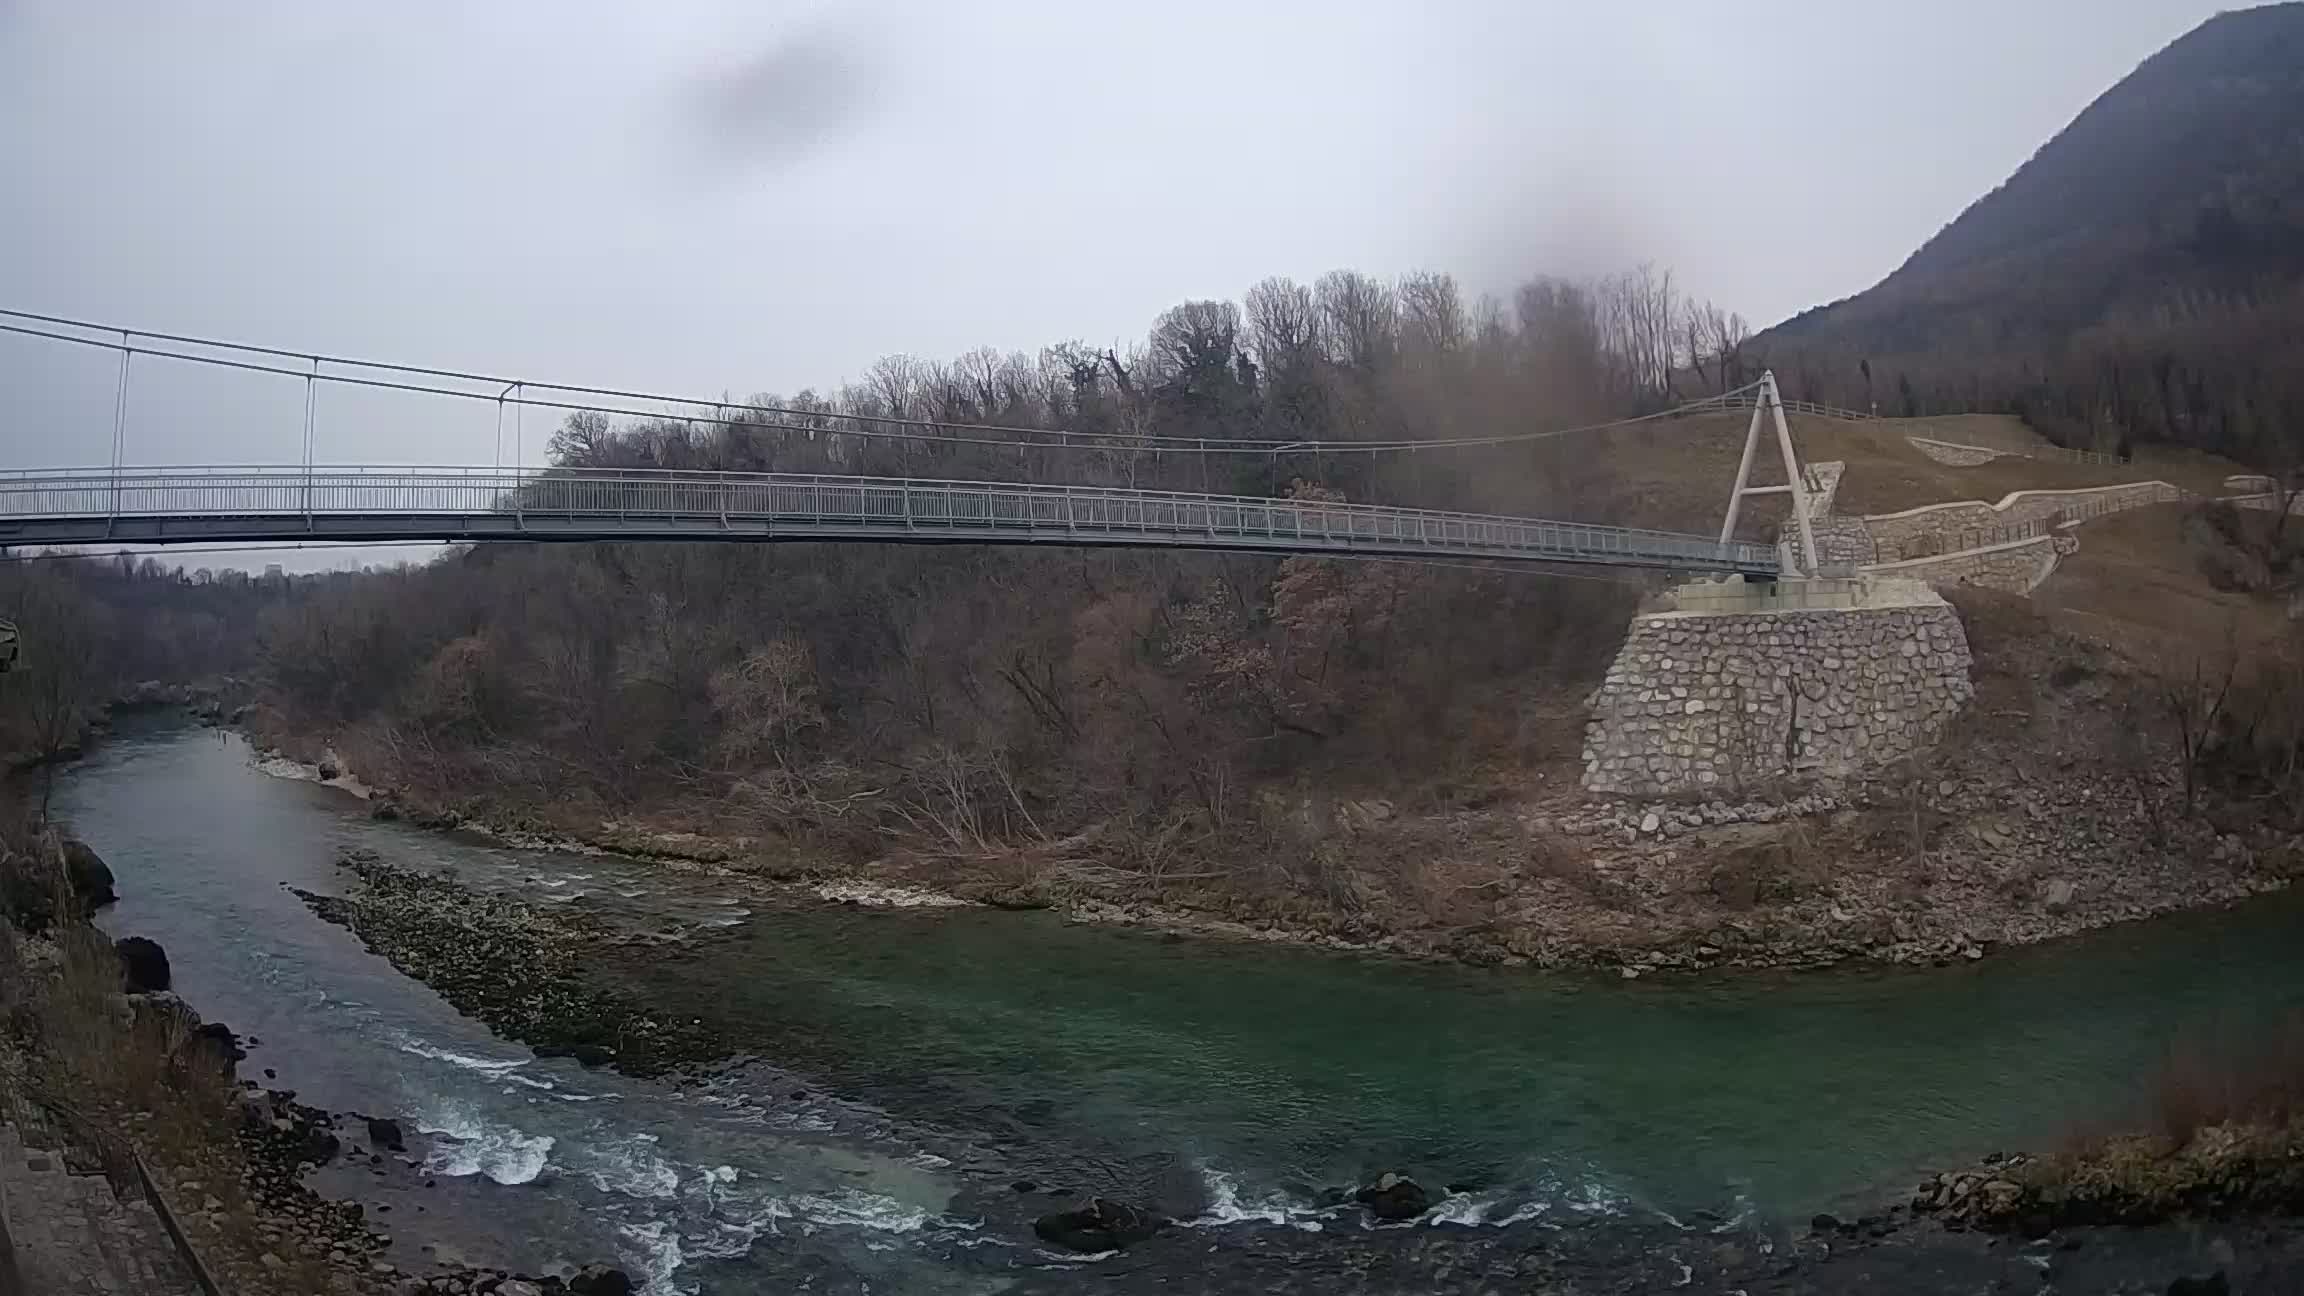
[55,719,2304,1293]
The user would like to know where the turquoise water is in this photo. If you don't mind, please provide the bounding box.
[633,886,2304,1219]
[55,721,2304,1291]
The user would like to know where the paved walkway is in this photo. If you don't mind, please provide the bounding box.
[0,1122,200,1295]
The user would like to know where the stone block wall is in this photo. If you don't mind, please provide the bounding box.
[2230,491,2304,515]
[1810,517,1877,566]
[1582,594,1974,797]
[1780,462,1868,570]
[1862,534,2077,596]
[1863,482,2182,555]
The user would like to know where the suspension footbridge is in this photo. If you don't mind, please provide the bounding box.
[0,310,1802,577]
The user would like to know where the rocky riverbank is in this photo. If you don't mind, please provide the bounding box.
[1,827,636,1296]
[242,626,2300,981]
[298,762,2296,979]
[216,1085,637,1296]
[1912,1120,2304,1234]
[293,851,720,1079]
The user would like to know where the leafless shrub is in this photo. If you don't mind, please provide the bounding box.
[2089,1017,2304,1149]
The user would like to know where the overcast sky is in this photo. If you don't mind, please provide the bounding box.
[0,0,2236,563]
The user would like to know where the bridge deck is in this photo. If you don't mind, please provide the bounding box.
[0,467,1779,574]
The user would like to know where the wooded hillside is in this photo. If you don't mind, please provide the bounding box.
[1754,2,2304,465]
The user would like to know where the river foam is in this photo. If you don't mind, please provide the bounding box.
[416,1101,555,1185]
[569,1133,683,1200]
[1180,1164,1629,1235]
[1186,1168,1330,1232]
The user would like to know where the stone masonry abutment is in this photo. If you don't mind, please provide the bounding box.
[1582,578,1973,797]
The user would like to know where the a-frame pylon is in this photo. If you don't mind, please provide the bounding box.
[1717,370,1819,577]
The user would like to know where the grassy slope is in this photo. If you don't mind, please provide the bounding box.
[1573,411,2250,539]
[2034,503,2293,665]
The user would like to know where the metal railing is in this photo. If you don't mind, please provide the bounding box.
[0,1090,224,1296]
[0,464,1781,574]
[1703,391,1878,422]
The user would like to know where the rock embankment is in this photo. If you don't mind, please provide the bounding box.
[219,1087,632,1296]
[294,851,719,1078]
[1912,1122,2304,1234]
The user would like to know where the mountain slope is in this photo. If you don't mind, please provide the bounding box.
[1756,2,2304,460]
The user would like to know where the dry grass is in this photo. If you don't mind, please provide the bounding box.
[2030,503,2292,665]
[2032,1019,2304,1224]
[2152,1018,2304,1145]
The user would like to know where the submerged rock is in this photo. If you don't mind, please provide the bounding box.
[366,1117,406,1152]
[116,935,172,993]
[1032,1197,1162,1252]
[570,1265,636,1296]
[1355,1172,1431,1222]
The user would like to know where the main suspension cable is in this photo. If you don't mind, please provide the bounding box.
[1,307,1763,459]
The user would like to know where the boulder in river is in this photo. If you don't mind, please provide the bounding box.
[190,1021,246,1067]
[570,1265,636,1296]
[366,1117,406,1152]
[116,936,172,993]
[1354,1172,1431,1221]
[1031,1198,1161,1253]
[62,839,116,911]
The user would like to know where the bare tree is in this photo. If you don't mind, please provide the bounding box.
[1595,263,1681,405]
[0,568,112,817]
[2163,648,2239,814]
[1244,276,1320,372]
[1315,270,1398,373]
[1398,271,1468,361]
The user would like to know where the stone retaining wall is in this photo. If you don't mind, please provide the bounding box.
[1862,533,2077,596]
[1810,517,1877,566]
[1863,482,2182,556]
[2230,490,2304,515]
[1582,590,1974,797]
[1782,463,1864,570]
